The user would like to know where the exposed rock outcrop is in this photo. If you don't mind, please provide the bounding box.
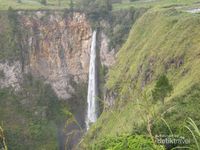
[0,61,22,91]
[19,11,92,99]
[99,32,115,67]
[14,11,116,100]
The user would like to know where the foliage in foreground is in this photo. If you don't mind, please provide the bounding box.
[185,118,200,150]
[88,134,164,150]
[0,126,7,150]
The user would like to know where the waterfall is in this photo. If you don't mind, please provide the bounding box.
[86,30,98,130]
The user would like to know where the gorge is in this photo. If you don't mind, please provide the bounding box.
[1,0,200,150]
[0,9,116,150]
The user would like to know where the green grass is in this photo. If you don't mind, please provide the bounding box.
[0,0,70,10]
[81,7,200,149]
[1,0,200,11]
[113,0,200,10]
[87,134,164,150]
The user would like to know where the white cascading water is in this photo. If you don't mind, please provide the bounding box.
[86,30,98,130]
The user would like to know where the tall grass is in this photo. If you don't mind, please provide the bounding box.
[0,126,7,150]
[185,118,200,150]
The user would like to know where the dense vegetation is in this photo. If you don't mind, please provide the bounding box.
[0,75,71,150]
[0,10,20,60]
[88,135,164,150]
[105,7,147,50]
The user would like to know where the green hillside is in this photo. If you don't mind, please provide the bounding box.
[81,7,200,149]
[113,0,200,10]
[0,0,69,10]
[1,0,200,11]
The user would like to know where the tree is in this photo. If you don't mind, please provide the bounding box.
[152,75,173,103]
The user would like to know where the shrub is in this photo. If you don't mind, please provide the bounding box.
[152,75,173,103]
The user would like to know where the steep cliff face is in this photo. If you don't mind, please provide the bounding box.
[0,10,114,149]
[18,11,92,99]
[99,32,115,67]
[1,11,115,101]
[0,10,116,149]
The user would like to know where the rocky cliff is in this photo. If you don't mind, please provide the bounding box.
[0,10,116,149]
[20,11,92,100]
[0,10,115,101]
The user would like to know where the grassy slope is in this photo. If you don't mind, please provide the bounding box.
[81,7,200,148]
[0,0,69,10]
[113,0,200,10]
[1,0,200,11]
